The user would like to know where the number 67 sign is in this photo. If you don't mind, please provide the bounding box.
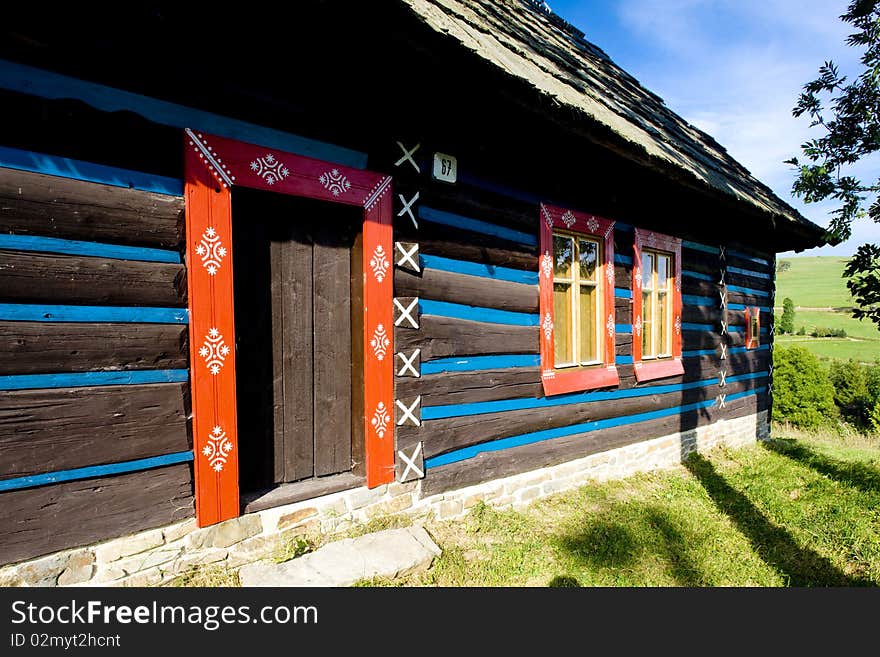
[432,152,457,183]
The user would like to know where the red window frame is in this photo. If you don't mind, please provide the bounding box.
[632,227,684,382]
[539,203,619,396]
[184,130,395,527]
[745,306,761,349]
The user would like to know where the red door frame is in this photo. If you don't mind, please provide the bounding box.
[184,130,395,527]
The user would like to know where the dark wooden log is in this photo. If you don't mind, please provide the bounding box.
[242,472,363,515]
[421,406,720,496]
[0,168,184,249]
[396,316,539,361]
[614,263,631,289]
[0,463,193,565]
[418,238,536,270]
[682,277,721,297]
[0,321,188,374]
[617,350,769,389]
[683,330,746,349]
[410,378,759,460]
[727,309,773,327]
[394,268,538,314]
[397,179,536,233]
[726,271,772,292]
[394,213,538,253]
[728,291,772,308]
[680,251,719,276]
[616,305,633,325]
[0,250,186,307]
[0,383,191,480]
[725,253,773,274]
[683,305,722,323]
[396,367,542,406]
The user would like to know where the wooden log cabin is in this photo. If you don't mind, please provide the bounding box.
[0,1,825,579]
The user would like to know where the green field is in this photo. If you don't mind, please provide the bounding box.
[775,256,880,363]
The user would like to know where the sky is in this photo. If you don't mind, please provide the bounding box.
[546,0,878,257]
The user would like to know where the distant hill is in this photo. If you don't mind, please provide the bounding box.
[775,256,855,309]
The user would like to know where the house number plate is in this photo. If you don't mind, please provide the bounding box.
[432,152,457,183]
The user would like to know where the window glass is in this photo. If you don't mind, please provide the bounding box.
[554,282,573,364]
[578,284,597,363]
[554,235,574,279]
[578,239,598,281]
[641,248,674,358]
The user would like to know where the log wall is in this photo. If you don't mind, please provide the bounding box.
[0,166,194,565]
[388,168,775,492]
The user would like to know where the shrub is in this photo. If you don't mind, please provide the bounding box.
[779,297,795,334]
[796,326,806,335]
[772,346,837,428]
[829,360,871,427]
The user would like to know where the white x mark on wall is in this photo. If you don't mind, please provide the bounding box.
[398,442,424,481]
[716,393,727,409]
[395,242,420,272]
[396,396,421,426]
[397,349,421,377]
[394,141,421,173]
[394,297,419,328]
[718,370,727,387]
[397,191,420,229]
[720,343,728,360]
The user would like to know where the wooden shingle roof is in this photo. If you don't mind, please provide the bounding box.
[401,0,825,243]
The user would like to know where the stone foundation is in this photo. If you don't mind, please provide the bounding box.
[0,410,769,587]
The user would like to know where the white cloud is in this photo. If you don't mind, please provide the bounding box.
[613,0,878,256]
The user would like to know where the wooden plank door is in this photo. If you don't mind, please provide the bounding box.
[233,189,358,493]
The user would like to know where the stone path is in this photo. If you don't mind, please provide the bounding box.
[238,526,440,587]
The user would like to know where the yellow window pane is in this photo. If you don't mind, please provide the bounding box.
[579,284,597,362]
[553,235,574,279]
[751,314,760,344]
[554,283,573,363]
[578,239,598,281]
[641,252,653,289]
[642,290,653,357]
[658,255,670,290]
[657,291,669,355]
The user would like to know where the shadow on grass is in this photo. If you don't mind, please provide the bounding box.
[684,453,870,586]
[554,507,708,586]
[761,439,880,495]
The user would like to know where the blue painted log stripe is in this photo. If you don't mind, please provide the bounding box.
[419,207,538,246]
[682,348,717,357]
[0,451,194,493]
[727,285,771,298]
[0,145,183,196]
[614,288,632,299]
[615,355,634,365]
[730,345,770,353]
[614,253,633,266]
[0,369,189,391]
[615,324,632,334]
[422,371,768,420]
[728,303,773,312]
[0,304,187,324]
[419,299,538,326]
[424,387,767,468]
[728,249,771,266]
[457,171,545,205]
[681,270,714,281]
[0,233,181,264]
[419,254,538,286]
[0,60,365,169]
[727,265,772,280]
[682,294,715,306]
[682,322,715,331]
[682,241,719,255]
[728,326,771,335]
[421,354,540,374]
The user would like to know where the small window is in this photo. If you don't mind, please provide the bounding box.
[640,249,674,360]
[632,228,683,382]
[746,306,761,349]
[553,232,602,367]
[539,204,619,396]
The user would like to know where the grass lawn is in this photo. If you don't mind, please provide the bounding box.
[775,256,880,362]
[359,426,880,587]
[776,256,854,308]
